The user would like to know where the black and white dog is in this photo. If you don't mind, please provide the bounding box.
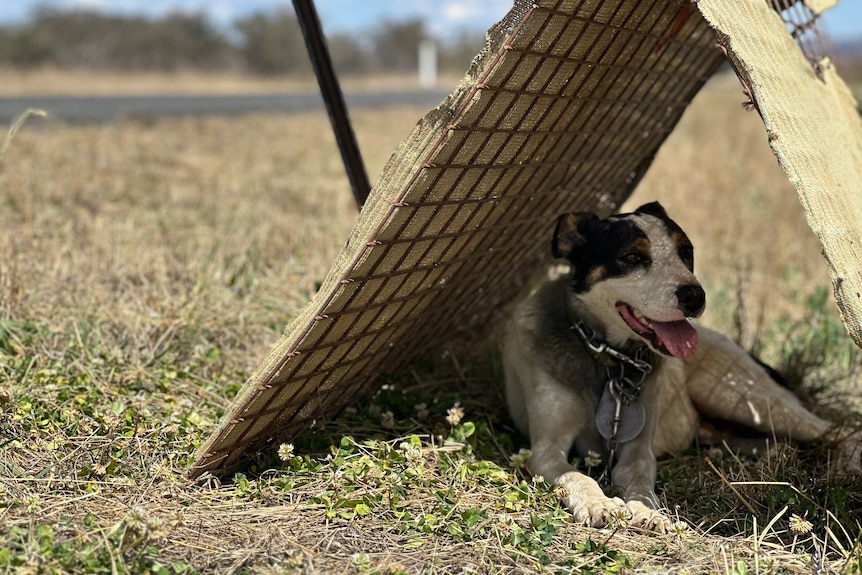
[502,202,844,531]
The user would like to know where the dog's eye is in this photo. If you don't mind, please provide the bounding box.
[679,246,694,263]
[621,253,648,266]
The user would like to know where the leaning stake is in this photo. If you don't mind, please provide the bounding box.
[292,0,372,209]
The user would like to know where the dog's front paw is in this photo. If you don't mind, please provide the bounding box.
[568,494,628,528]
[556,471,627,528]
[625,500,671,533]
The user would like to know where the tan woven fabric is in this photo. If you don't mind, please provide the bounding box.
[700,0,862,347]
[190,0,727,476]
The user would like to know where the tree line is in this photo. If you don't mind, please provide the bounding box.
[0,8,485,76]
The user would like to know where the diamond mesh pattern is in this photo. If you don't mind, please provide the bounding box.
[768,0,834,63]
[191,0,726,477]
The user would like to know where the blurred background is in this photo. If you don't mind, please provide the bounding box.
[0,0,858,93]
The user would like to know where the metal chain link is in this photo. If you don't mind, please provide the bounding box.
[570,319,653,475]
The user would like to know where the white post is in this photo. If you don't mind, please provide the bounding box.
[419,38,437,88]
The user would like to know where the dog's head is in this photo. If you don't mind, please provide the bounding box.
[552,201,704,358]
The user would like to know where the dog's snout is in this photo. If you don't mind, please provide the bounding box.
[676,284,706,317]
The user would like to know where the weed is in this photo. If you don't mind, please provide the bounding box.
[0,108,46,166]
[0,318,36,355]
[773,286,862,394]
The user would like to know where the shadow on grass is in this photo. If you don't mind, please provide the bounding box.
[234,329,862,548]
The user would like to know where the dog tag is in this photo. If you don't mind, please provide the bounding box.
[596,386,645,443]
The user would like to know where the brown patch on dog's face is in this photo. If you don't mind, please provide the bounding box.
[586,266,606,286]
[636,202,695,273]
[628,236,652,263]
[583,235,650,290]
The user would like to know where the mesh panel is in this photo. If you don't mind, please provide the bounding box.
[190,0,726,477]
[768,0,834,63]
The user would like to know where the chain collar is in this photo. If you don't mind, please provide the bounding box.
[569,319,653,400]
[570,317,654,476]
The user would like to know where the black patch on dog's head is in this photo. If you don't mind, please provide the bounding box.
[634,201,669,220]
[552,211,651,293]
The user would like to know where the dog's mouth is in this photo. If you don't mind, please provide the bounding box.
[616,303,698,358]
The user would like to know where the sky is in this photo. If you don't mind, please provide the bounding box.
[0,0,859,42]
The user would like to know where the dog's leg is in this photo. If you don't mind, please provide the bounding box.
[523,372,627,527]
[612,438,670,532]
[686,325,831,441]
[685,325,862,470]
[611,379,672,532]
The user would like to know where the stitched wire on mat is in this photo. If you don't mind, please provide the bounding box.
[767,0,834,63]
[192,0,727,475]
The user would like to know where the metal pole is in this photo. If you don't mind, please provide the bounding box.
[292,0,372,209]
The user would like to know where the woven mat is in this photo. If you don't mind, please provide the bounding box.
[190,0,729,476]
[700,0,862,347]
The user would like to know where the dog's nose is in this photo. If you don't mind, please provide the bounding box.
[676,284,706,317]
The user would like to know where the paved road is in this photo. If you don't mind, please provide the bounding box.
[0,89,453,123]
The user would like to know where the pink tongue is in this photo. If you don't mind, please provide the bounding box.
[652,319,698,358]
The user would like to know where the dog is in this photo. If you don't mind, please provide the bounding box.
[501,201,846,531]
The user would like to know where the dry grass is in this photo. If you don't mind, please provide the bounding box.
[1,75,861,573]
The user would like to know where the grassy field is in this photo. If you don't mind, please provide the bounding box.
[1,76,861,574]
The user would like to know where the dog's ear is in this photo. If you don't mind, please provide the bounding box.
[552,212,597,259]
[634,201,668,220]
